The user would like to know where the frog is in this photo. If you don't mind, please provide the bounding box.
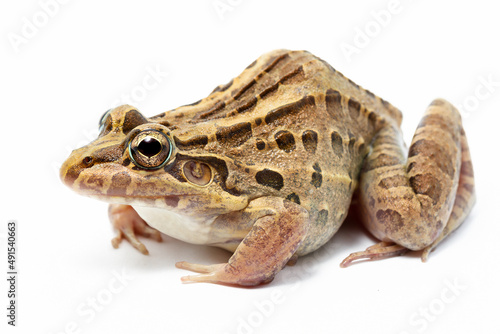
[60,50,476,286]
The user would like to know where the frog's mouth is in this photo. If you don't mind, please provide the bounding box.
[61,155,178,198]
[59,146,224,213]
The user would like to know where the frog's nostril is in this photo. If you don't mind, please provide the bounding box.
[82,156,93,167]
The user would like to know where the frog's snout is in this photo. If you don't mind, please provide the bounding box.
[59,148,95,188]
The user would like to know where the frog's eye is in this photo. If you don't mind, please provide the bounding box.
[183,161,212,186]
[128,130,172,169]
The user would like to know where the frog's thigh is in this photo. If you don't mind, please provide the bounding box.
[342,99,475,266]
[421,126,476,260]
[176,197,310,286]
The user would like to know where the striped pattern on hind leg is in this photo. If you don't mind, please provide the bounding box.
[341,99,475,266]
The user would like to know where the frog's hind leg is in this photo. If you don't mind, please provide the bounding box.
[421,127,476,261]
[341,99,475,267]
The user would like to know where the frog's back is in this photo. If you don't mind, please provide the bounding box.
[150,49,403,254]
[154,49,401,130]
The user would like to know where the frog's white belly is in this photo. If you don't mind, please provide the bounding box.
[133,206,216,245]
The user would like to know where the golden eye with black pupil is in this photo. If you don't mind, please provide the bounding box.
[183,161,212,186]
[128,130,172,169]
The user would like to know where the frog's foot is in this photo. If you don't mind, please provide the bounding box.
[340,242,408,268]
[175,262,268,286]
[108,204,162,255]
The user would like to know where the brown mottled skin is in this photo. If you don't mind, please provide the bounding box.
[60,50,476,286]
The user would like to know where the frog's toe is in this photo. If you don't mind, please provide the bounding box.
[175,261,225,274]
[176,262,230,284]
[112,227,149,255]
[176,262,226,284]
[340,241,408,268]
[175,262,268,286]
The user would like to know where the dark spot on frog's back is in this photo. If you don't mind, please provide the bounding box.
[278,65,305,86]
[150,112,166,120]
[255,138,266,150]
[347,132,356,155]
[182,99,202,107]
[275,130,296,153]
[262,52,290,73]
[286,193,300,204]
[107,172,132,196]
[198,101,226,120]
[216,122,253,147]
[317,209,329,226]
[211,79,233,94]
[302,130,318,153]
[255,169,284,191]
[264,95,315,125]
[311,163,322,188]
[368,111,378,123]
[232,79,257,100]
[236,97,258,114]
[331,131,343,155]
[174,135,209,151]
[348,98,361,119]
[246,60,257,69]
[122,110,148,134]
[259,81,280,99]
[325,89,342,120]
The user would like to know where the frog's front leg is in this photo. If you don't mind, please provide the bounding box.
[176,197,310,286]
[341,99,475,266]
[109,204,162,255]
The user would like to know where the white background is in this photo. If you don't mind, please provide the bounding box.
[1,1,499,333]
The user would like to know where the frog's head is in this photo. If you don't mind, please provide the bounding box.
[60,105,249,217]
